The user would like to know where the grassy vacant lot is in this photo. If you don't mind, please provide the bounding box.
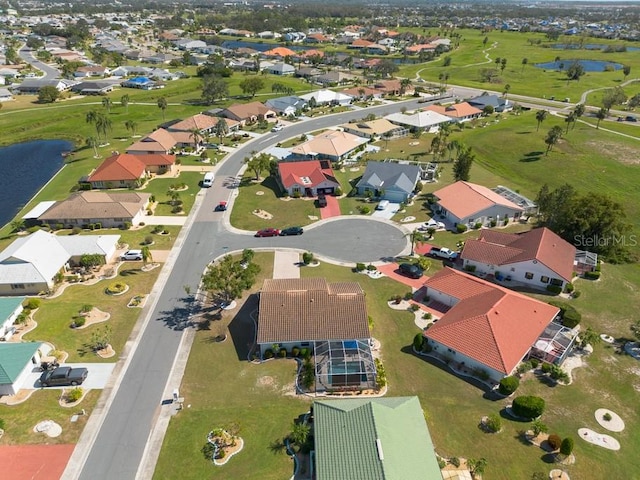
[141,171,203,216]
[24,263,162,363]
[0,389,100,445]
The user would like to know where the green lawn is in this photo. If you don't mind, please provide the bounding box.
[140,171,203,216]
[24,263,162,363]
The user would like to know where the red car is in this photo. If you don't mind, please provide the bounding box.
[256,228,280,237]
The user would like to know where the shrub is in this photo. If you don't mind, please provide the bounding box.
[547,434,562,450]
[67,387,83,403]
[0,418,4,430]
[291,347,300,357]
[263,349,274,359]
[404,291,413,301]
[302,252,314,265]
[56,223,64,231]
[300,348,311,360]
[498,376,520,395]
[560,437,574,456]
[279,348,287,358]
[334,186,343,196]
[546,285,562,294]
[438,458,446,469]
[512,395,546,419]
[80,304,93,313]
[106,282,126,294]
[541,362,552,374]
[464,264,477,272]
[490,219,497,227]
[530,358,540,369]
[375,358,387,388]
[27,226,41,233]
[572,290,582,298]
[358,205,371,214]
[503,218,509,226]
[584,271,601,280]
[422,312,432,320]
[355,263,366,272]
[24,298,41,310]
[450,457,461,468]
[413,333,425,351]
[474,222,483,229]
[144,235,154,245]
[603,412,612,421]
[564,283,574,293]
[72,317,86,328]
[485,414,502,433]
[366,264,377,271]
[410,303,420,312]
[71,226,82,235]
[147,209,153,215]
[548,301,582,328]
[123,221,132,230]
[456,223,468,233]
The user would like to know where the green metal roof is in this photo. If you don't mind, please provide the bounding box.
[314,396,443,480]
[0,297,24,322]
[0,342,41,385]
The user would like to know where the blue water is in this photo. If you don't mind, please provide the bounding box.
[534,59,623,72]
[0,139,73,227]
[221,40,307,52]
[552,43,640,52]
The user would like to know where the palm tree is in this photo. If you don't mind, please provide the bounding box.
[124,120,137,137]
[405,229,427,256]
[95,113,112,144]
[215,118,228,144]
[157,96,168,121]
[573,103,585,129]
[535,110,548,131]
[564,112,577,133]
[120,94,130,113]
[141,246,153,266]
[595,107,607,129]
[544,125,563,155]
[521,57,528,73]
[399,78,412,95]
[189,128,203,149]
[86,136,99,158]
[102,97,113,113]
[503,83,511,99]
[86,109,97,127]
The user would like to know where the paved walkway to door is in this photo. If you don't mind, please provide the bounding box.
[273,250,301,279]
[320,196,341,220]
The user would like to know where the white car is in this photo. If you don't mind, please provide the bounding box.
[271,124,283,132]
[121,250,143,261]
[424,218,446,230]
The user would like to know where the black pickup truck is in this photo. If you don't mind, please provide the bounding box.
[40,366,88,387]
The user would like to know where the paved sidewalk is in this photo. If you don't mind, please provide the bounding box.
[141,216,187,226]
[273,250,301,279]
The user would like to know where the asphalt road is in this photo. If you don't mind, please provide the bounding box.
[74,98,433,480]
[18,46,61,80]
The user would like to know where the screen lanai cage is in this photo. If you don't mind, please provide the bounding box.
[528,322,577,366]
[313,340,377,393]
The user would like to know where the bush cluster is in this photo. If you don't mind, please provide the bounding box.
[456,224,468,233]
[547,434,562,450]
[548,301,582,328]
[584,271,601,280]
[512,395,545,419]
[498,376,520,395]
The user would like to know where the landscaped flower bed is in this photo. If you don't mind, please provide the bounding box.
[105,282,129,295]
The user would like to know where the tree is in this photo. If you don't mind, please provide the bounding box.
[189,128,203,149]
[245,153,272,181]
[102,97,113,113]
[579,327,600,348]
[482,36,488,46]
[595,107,607,129]
[544,125,563,155]
[468,457,488,478]
[239,77,264,98]
[500,58,507,72]
[290,422,310,448]
[141,246,153,266]
[80,254,104,269]
[623,64,631,80]
[503,83,511,99]
[512,396,546,419]
[157,96,168,121]
[628,93,640,110]
[405,229,427,256]
[90,325,112,351]
[95,113,112,144]
[573,103,585,125]
[399,78,412,95]
[215,118,229,143]
[201,75,229,104]
[86,136,99,158]
[453,145,475,181]
[602,87,627,112]
[373,59,399,78]
[564,112,576,133]
[535,109,548,131]
[202,254,261,304]
[38,86,60,103]
[120,94,130,113]
[560,437,574,456]
[10,219,24,233]
[566,61,585,83]
[124,120,137,137]
[531,419,548,438]
[521,57,528,73]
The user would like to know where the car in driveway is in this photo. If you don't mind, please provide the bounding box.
[316,193,327,208]
[256,228,280,237]
[398,263,423,279]
[280,226,304,236]
[121,249,143,261]
[40,366,88,387]
[214,201,227,211]
[421,218,446,230]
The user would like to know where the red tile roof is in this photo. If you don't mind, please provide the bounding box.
[424,102,482,118]
[461,228,576,282]
[169,113,220,132]
[264,46,297,57]
[88,153,174,182]
[127,128,178,153]
[433,181,523,220]
[424,268,559,375]
[278,160,338,189]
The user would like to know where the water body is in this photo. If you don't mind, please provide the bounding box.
[535,59,623,72]
[552,43,639,52]
[0,139,73,227]
[221,40,308,52]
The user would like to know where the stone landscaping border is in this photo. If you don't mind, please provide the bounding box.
[595,408,625,432]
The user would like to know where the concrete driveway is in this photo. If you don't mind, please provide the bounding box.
[371,202,400,220]
[20,363,116,390]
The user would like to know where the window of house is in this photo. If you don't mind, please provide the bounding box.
[540,275,550,283]
[11,284,25,290]
[550,278,563,286]
[525,272,534,280]
[120,180,126,185]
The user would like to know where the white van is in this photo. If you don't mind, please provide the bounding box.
[376,200,390,211]
[202,172,215,188]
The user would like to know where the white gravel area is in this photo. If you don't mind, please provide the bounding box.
[595,408,625,432]
[578,428,620,450]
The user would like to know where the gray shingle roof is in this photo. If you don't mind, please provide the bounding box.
[356,161,420,195]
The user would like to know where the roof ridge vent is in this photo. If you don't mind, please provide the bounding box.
[375,438,384,460]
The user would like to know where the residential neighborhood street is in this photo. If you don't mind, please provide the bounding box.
[18,46,61,80]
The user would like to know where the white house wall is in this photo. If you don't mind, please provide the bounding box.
[0,303,23,339]
[439,203,522,227]
[464,258,569,288]
[426,337,509,382]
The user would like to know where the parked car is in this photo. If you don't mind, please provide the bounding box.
[40,366,88,387]
[317,193,327,208]
[376,200,390,211]
[398,263,423,279]
[214,201,227,211]
[626,115,638,122]
[121,250,143,261]
[271,124,283,132]
[256,228,280,237]
[428,247,458,260]
[423,218,446,230]
[280,226,304,236]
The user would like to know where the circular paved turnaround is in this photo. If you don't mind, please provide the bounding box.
[299,218,408,264]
